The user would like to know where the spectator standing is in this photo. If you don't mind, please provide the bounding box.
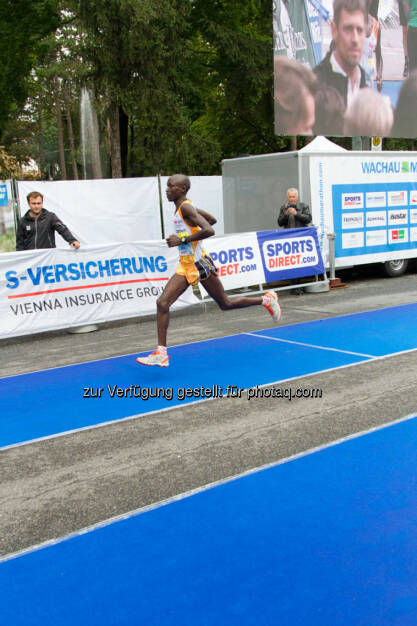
[278,188,312,230]
[16,191,80,251]
[277,188,312,295]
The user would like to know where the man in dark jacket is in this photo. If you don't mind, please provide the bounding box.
[16,191,80,251]
[277,188,312,295]
[278,188,312,229]
[314,0,367,109]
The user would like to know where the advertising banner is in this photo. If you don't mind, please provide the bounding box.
[200,233,265,293]
[309,154,417,267]
[0,242,198,339]
[257,227,325,281]
[0,183,8,207]
[199,228,324,296]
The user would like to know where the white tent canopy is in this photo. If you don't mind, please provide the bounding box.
[298,136,347,153]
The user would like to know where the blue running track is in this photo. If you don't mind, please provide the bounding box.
[2,415,417,625]
[1,303,417,449]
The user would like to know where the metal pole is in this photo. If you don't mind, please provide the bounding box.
[327,232,336,281]
[158,174,165,239]
[10,179,20,234]
[327,232,346,289]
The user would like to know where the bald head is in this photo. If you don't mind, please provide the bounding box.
[169,174,190,192]
[166,173,191,204]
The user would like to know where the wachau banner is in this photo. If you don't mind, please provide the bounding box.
[0,242,198,339]
[200,227,324,295]
[310,154,417,268]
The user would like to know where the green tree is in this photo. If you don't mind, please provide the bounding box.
[0,147,20,179]
[0,0,59,139]
[188,0,290,159]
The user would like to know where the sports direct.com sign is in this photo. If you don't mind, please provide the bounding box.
[202,228,324,294]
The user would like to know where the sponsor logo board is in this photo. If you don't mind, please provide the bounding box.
[261,235,318,270]
[388,190,407,206]
[388,209,408,226]
[388,228,408,244]
[257,229,325,282]
[410,227,417,242]
[342,193,364,209]
[342,213,364,229]
[365,192,386,208]
[342,232,364,249]
[366,211,386,227]
[365,230,387,247]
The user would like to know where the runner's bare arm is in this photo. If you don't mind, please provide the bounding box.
[197,208,217,225]
[166,203,214,247]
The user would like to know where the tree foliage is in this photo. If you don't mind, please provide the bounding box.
[0,0,413,180]
[0,147,20,179]
[0,0,59,139]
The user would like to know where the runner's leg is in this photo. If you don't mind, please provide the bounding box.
[157,273,190,346]
[201,273,263,309]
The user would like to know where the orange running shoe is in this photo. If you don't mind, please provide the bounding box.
[263,291,282,322]
[136,349,169,367]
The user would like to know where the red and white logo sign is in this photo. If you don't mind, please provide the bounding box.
[388,191,407,206]
[389,229,408,244]
[342,193,364,209]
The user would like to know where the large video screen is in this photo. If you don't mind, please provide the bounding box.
[273,0,415,138]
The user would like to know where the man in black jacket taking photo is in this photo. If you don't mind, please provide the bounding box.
[277,188,312,230]
[277,188,312,295]
[16,191,80,251]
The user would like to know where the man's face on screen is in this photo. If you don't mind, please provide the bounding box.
[332,8,366,73]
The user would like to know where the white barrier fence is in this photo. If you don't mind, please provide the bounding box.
[0,228,325,339]
[0,243,198,339]
[17,176,224,247]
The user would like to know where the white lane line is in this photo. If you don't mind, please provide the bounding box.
[3,344,417,452]
[2,411,416,564]
[2,301,416,379]
[245,332,376,359]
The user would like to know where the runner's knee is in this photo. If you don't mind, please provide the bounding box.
[218,296,233,310]
[157,296,170,313]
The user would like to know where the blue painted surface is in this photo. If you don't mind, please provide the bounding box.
[2,302,417,449]
[0,330,368,449]
[254,302,417,357]
[2,416,417,625]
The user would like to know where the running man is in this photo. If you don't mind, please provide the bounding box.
[136,174,281,367]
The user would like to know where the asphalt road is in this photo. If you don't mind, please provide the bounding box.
[1,265,417,557]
